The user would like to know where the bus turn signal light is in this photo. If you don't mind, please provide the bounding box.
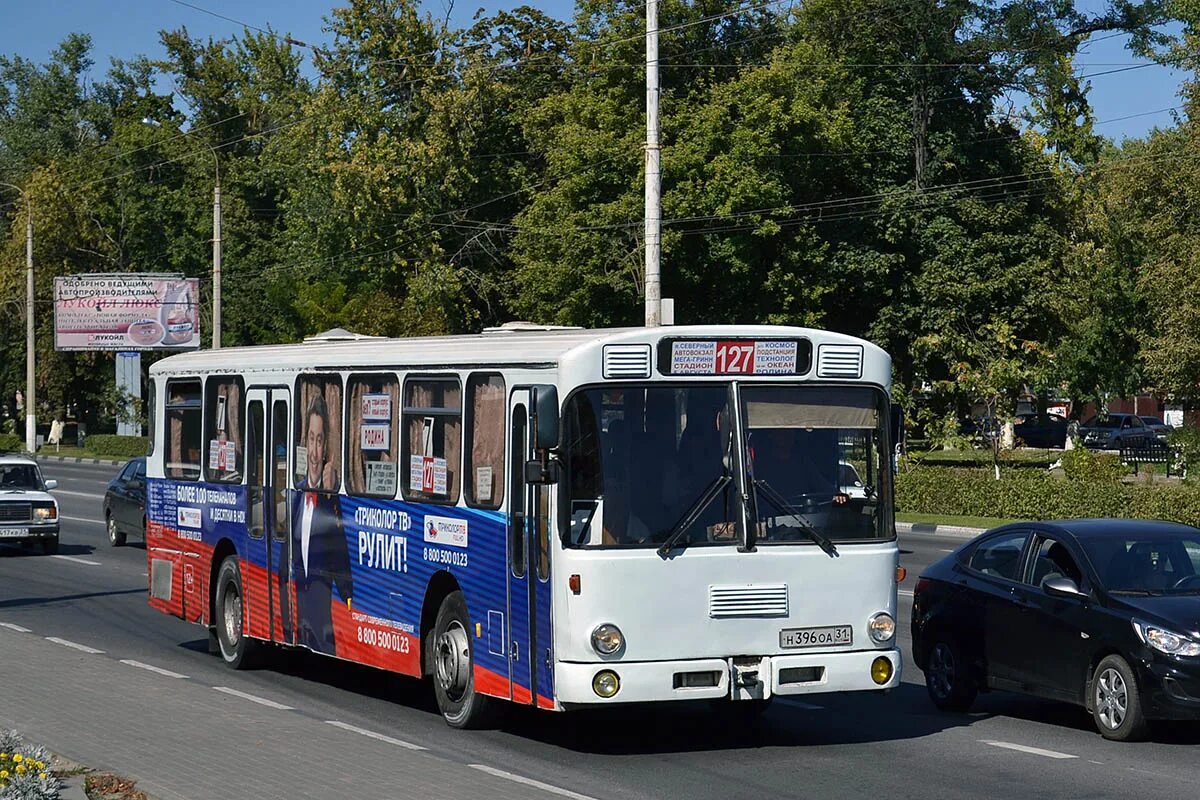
[895,566,907,582]
[569,574,581,595]
[871,657,894,685]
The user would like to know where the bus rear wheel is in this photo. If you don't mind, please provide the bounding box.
[214,556,262,670]
[431,590,497,729]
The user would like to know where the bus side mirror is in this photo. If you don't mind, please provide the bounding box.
[532,384,560,451]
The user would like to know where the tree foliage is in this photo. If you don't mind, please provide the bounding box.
[0,0,1189,427]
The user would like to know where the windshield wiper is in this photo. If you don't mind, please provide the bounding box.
[657,474,733,557]
[752,479,839,558]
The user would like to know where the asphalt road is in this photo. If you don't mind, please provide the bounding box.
[0,460,1197,799]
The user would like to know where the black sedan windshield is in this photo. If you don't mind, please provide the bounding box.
[0,464,42,490]
[1079,533,1200,594]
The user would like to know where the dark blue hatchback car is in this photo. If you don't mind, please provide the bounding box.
[912,519,1200,741]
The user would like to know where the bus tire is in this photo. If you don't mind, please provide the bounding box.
[214,556,262,670]
[432,590,497,729]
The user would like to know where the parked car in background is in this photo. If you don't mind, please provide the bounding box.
[912,519,1200,741]
[959,416,1000,443]
[1078,413,1151,450]
[0,455,59,554]
[1013,412,1068,449]
[1139,416,1173,440]
[103,457,146,546]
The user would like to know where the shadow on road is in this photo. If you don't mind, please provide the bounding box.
[0,541,97,557]
[0,586,145,608]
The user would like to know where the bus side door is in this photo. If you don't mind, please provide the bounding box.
[507,387,555,709]
[245,387,293,644]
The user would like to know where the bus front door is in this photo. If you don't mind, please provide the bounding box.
[245,387,293,644]
[507,388,555,708]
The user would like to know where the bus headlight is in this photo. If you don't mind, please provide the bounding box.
[591,623,624,655]
[868,612,896,644]
[871,656,894,685]
[593,670,620,698]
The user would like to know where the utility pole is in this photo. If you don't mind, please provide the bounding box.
[644,0,662,327]
[24,196,34,453]
[2,182,35,453]
[212,175,222,349]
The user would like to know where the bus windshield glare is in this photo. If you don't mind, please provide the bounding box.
[562,384,892,549]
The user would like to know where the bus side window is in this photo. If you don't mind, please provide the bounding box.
[165,379,202,481]
[203,376,245,484]
[346,374,399,499]
[465,373,506,509]
[401,378,462,504]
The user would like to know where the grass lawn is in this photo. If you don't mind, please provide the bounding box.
[897,512,1015,530]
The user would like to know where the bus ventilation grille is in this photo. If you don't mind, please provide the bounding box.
[708,584,788,618]
[816,344,864,379]
[602,344,652,378]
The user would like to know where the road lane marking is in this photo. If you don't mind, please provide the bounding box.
[468,765,598,800]
[60,515,105,526]
[0,622,31,633]
[324,721,427,751]
[980,740,1077,759]
[50,555,101,566]
[46,637,104,654]
[212,686,294,710]
[50,489,106,500]
[776,699,825,710]
[120,659,188,679]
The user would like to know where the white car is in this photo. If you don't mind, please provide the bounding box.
[0,455,59,554]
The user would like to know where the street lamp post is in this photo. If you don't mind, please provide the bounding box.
[1,181,35,454]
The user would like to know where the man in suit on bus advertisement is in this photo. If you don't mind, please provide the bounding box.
[282,391,354,655]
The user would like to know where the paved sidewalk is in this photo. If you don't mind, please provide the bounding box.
[0,629,580,800]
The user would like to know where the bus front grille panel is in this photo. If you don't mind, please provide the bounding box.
[708,584,788,618]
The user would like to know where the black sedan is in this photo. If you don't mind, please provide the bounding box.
[912,519,1200,741]
[103,457,146,547]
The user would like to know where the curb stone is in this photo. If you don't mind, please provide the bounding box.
[896,521,985,540]
[34,455,124,467]
[59,774,89,800]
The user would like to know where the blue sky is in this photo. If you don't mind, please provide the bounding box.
[0,0,1188,141]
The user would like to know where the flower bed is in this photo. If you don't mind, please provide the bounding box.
[0,730,60,800]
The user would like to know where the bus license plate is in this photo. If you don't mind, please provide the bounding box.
[780,625,852,649]
[0,528,27,537]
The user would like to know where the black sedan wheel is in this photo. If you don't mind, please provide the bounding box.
[925,638,977,711]
[106,511,126,547]
[1092,655,1148,741]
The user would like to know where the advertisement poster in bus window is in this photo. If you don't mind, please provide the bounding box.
[409,416,448,495]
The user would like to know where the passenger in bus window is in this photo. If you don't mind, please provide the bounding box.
[285,392,353,654]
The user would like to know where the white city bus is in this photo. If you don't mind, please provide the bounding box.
[144,324,902,727]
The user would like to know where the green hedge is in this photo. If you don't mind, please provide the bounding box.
[0,433,24,453]
[84,434,149,459]
[896,466,1200,527]
[909,449,1060,469]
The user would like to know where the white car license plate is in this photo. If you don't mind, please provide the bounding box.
[780,625,852,649]
[0,527,28,538]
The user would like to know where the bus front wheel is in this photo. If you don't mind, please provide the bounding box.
[214,556,262,670]
[432,590,497,729]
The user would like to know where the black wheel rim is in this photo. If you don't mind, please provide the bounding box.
[928,642,955,700]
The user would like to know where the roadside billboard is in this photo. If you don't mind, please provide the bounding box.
[54,274,200,351]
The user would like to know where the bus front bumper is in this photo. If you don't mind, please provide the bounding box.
[556,649,901,705]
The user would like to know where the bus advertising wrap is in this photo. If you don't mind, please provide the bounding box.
[53,274,200,351]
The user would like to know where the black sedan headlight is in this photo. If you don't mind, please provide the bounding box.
[1133,620,1200,657]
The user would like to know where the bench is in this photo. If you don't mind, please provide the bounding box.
[1120,440,1174,475]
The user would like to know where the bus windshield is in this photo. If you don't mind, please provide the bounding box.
[742,385,891,544]
[562,383,892,548]
[563,385,740,548]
